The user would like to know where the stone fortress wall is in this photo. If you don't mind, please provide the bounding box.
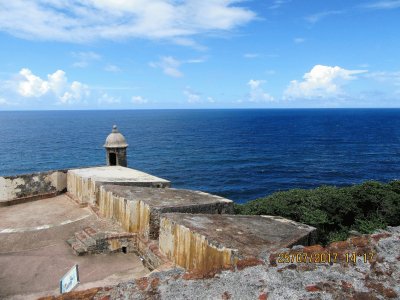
[0,164,317,275]
[0,170,67,206]
[3,126,398,299]
[2,165,399,299]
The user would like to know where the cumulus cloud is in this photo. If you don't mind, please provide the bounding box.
[207,96,215,103]
[150,56,183,78]
[131,95,148,104]
[247,79,274,102]
[183,87,201,103]
[17,68,50,97]
[98,93,120,104]
[284,65,367,99]
[59,82,90,104]
[0,1,255,43]
[16,68,90,104]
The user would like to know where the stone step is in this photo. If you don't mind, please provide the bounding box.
[66,237,75,247]
[75,230,97,250]
[72,241,88,256]
[83,226,97,238]
[67,237,88,256]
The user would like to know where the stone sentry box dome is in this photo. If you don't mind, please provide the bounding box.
[104,125,128,167]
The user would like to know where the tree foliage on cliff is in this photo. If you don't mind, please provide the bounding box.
[234,181,400,244]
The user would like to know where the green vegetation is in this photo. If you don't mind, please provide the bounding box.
[234,181,400,245]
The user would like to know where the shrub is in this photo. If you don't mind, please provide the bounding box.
[235,180,400,244]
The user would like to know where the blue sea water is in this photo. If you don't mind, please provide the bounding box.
[1,109,400,203]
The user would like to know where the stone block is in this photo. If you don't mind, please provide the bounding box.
[67,166,171,205]
[159,214,316,273]
[98,185,234,240]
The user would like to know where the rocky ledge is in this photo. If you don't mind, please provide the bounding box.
[40,226,400,300]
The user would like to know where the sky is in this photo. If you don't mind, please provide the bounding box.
[0,0,399,110]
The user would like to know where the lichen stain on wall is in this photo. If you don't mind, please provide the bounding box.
[159,217,233,273]
[0,170,67,201]
[0,177,25,200]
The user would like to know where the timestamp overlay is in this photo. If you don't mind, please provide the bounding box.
[277,252,376,264]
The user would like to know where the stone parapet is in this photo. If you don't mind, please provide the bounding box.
[67,166,170,205]
[159,213,316,273]
[0,170,67,205]
[98,185,234,240]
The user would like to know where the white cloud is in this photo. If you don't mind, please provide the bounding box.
[72,51,101,68]
[150,56,206,77]
[284,65,367,99]
[104,64,121,72]
[207,96,215,103]
[132,95,148,104]
[247,79,274,102]
[186,58,207,64]
[150,56,183,78]
[244,53,260,59]
[16,68,90,104]
[17,68,50,97]
[305,10,344,23]
[59,81,90,104]
[183,87,201,104]
[269,0,292,10]
[363,0,400,9]
[0,1,255,43]
[293,37,305,44]
[98,93,120,104]
[0,97,13,105]
[366,71,400,86]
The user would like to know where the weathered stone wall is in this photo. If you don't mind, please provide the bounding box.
[42,226,400,300]
[98,187,153,239]
[0,170,67,205]
[158,214,316,274]
[159,216,234,273]
[135,237,171,271]
[67,167,171,205]
[67,171,97,205]
[149,202,233,240]
[98,187,234,241]
[106,148,127,167]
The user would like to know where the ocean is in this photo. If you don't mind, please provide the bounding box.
[1,109,399,203]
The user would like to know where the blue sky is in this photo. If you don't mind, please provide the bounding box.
[0,0,399,110]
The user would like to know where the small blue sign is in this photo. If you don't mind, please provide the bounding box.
[60,264,79,294]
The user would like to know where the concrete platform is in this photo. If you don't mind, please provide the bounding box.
[159,214,316,273]
[67,166,171,205]
[98,185,234,239]
[0,195,150,299]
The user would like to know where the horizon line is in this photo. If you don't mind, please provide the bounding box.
[2,107,400,112]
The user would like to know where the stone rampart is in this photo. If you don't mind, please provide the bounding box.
[67,166,170,205]
[41,226,400,300]
[0,170,67,206]
[159,214,316,273]
[98,185,233,240]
